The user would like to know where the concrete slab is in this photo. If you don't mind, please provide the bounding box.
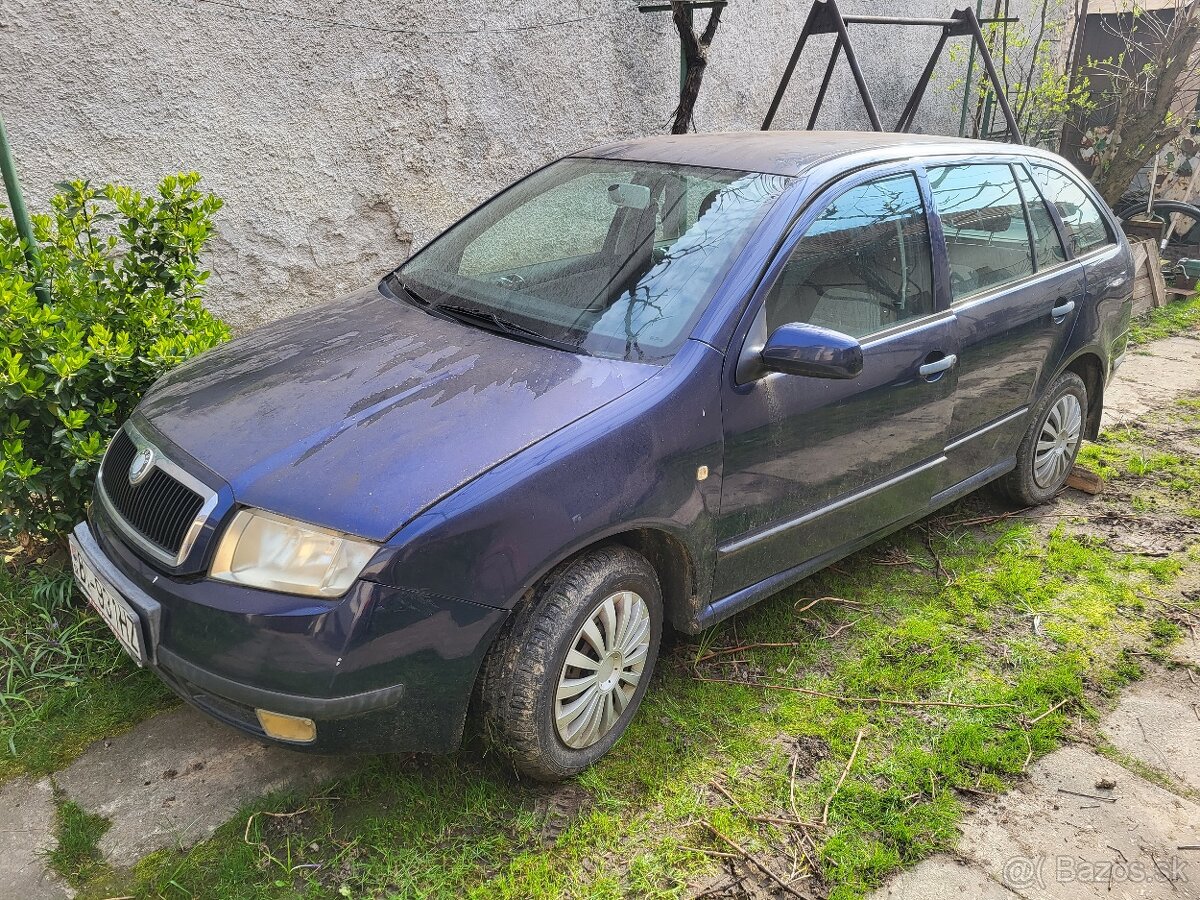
[55,706,354,867]
[871,854,1017,899]
[1103,335,1200,428]
[1101,672,1200,794]
[959,745,1199,899]
[0,777,72,900]
[1170,632,1200,667]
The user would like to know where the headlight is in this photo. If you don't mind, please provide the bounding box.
[210,509,379,597]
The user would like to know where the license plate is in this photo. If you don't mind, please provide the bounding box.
[69,536,148,666]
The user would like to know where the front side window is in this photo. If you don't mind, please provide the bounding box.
[928,163,1036,301]
[764,173,934,338]
[1031,164,1114,255]
[399,158,794,363]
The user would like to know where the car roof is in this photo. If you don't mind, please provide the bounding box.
[575,130,1047,178]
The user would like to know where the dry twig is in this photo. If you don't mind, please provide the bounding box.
[697,642,806,664]
[822,728,865,826]
[824,618,862,640]
[1056,788,1117,803]
[244,808,309,845]
[700,821,807,898]
[1030,696,1073,725]
[693,674,1016,710]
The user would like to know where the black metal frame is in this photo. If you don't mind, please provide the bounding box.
[761,0,1024,144]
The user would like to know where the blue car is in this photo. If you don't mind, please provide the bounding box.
[70,131,1133,780]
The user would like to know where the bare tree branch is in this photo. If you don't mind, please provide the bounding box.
[1085,0,1200,204]
[670,1,725,134]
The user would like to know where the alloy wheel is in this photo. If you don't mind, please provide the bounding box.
[1033,393,1083,488]
[554,590,651,749]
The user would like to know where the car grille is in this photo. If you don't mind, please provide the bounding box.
[100,429,205,557]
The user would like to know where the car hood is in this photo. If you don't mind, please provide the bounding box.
[135,285,657,541]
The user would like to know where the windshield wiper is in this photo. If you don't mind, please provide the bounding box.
[436,303,590,356]
[395,279,439,312]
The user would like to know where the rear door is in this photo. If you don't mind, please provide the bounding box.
[927,160,1086,485]
[1029,163,1132,366]
[715,167,959,597]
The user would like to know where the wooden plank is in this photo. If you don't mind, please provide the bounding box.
[1148,243,1168,309]
[1066,466,1104,495]
[1127,238,1165,315]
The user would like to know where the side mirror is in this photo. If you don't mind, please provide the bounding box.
[761,323,863,379]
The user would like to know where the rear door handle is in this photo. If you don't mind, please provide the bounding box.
[1051,300,1076,321]
[919,354,957,378]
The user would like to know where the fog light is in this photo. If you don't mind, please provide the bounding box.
[255,709,317,744]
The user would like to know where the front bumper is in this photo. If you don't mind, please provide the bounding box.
[74,518,508,754]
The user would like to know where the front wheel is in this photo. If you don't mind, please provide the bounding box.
[1000,371,1087,506]
[475,545,663,781]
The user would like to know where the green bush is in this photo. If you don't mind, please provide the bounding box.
[0,173,229,544]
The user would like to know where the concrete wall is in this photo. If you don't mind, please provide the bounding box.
[3,0,1042,330]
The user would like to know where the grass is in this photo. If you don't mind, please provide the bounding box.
[83,497,1195,899]
[1094,737,1195,798]
[47,795,111,885]
[0,560,175,782]
[1129,290,1200,345]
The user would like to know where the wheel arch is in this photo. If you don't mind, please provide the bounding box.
[1061,351,1105,440]
[500,525,699,635]
[606,527,697,633]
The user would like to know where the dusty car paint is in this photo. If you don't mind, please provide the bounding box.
[75,131,1133,754]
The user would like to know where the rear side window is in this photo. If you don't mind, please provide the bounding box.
[1014,166,1067,269]
[928,163,1036,301]
[1031,164,1114,255]
[764,173,934,338]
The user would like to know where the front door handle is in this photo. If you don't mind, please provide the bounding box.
[919,354,957,378]
[1051,299,1076,322]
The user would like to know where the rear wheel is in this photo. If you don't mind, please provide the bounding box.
[476,545,662,781]
[1000,371,1087,506]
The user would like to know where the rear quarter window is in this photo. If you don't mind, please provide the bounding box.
[1030,164,1115,255]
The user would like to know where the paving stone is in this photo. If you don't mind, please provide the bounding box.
[55,705,355,867]
[958,745,1200,899]
[1101,672,1200,794]
[1170,631,1200,667]
[870,854,1017,899]
[1103,335,1200,428]
[0,777,72,900]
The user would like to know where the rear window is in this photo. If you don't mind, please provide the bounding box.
[1031,164,1114,255]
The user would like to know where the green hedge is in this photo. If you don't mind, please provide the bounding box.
[1,173,229,544]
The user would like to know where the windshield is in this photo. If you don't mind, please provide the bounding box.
[397,158,794,363]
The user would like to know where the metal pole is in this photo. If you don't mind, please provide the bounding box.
[960,6,1022,142]
[807,38,843,129]
[762,3,820,129]
[830,0,883,131]
[0,115,47,302]
[896,29,950,131]
[957,0,985,136]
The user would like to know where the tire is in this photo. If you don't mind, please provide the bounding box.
[1116,199,1200,245]
[1000,371,1087,506]
[475,545,663,781]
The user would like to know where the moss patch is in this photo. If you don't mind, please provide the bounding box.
[47,795,110,886]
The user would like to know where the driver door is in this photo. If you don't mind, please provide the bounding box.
[716,168,959,597]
